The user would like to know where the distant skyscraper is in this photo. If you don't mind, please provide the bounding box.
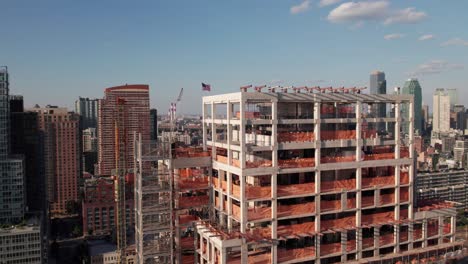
[453,104,466,131]
[29,106,80,215]
[422,104,429,130]
[150,108,158,140]
[401,78,423,135]
[97,84,150,176]
[10,95,46,213]
[75,97,99,130]
[370,71,387,131]
[433,88,450,133]
[447,88,458,110]
[0,67,25,224]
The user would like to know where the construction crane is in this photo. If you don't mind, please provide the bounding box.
[114,97,127,264]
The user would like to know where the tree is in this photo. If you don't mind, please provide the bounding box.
[72,225,82,237]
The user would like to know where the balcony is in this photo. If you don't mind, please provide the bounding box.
[362,175,394,189]
[277,202,315,218]
[277,246,315,263]
[277,182,315,197]
[320,178,356,192]
[278,158,315,169]
[278,132,315,143]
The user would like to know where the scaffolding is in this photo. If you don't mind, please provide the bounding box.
[134,136,173,263]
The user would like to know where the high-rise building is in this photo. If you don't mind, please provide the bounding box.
[453,104,466,131]
[83,127,98,152]
[447,88,458,110]
[422,104,429,131]
[9,95,46,213]
[150,108,158,140]
[29,105,80,215]
[370,71,386,131]
[401,78,422,135]
[0,222,43,263]
[433,88,450,133]
[97,84,150,176]
[0,67,25,224]
[75,97,99,130]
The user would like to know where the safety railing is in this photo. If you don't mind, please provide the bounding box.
[364,153,395,161]
[277,182,315,197]
[361,211,394,225]
[413,228,423,240]
[178,176,209,190]
[320,178,356,192]
[400,172,410,184]
[173,148,210,158]
[443,223,451,235]
[347,240,356,252]
[400,231,409,242]
[249,222,315,240]
[321,216,356,231]
[232,204,271,221]
[400,188,409,202]
[428,222,439,237]
[346,198,356,209]
[361,196,375,207]
[362,237,374,249]
[180,236,195,250]
[278,158,315,168]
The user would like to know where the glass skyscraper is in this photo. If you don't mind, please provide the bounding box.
[401,78,422,135]
[370,71,387,131]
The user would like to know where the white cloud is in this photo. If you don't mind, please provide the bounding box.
[384,33,404,40]
[319,0,342,7]
[409,60,464,76]
[384,8,427,25]
[441,38,468,47]
[419,34,434,41]
[328,1,388,23]
[327,1,427,25]
[291,0,310,14]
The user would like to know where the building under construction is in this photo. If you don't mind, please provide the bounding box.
[195,87,463,263]
[134,86,465,263]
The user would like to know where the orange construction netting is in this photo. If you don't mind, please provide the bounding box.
[320,242,341,256]
[277,202,315,218]
[321,178,356,192]
[362,237,374,249]
[321,215,356,231]
[278,158,315,168]
[321,200,342,212]
[278,132,315,143]
[321,155,356,163]
[379,193,395,205]
[400,172,410,184]
[277,182,315,197]
[362,175,394,188]
[180,236,195,250]
[277,246,315,262]
[179,214,199,225]
[178,195,209,209]
[178,176,209,189]
[321,130,356,140]
[362,196,374,207]
[417,201,454,212]
[181,255,195,264]
[248,222,315,240]
[379,233,394,246]
[174,147,210,158]
[400,188,409,202]
[361,211,395,226]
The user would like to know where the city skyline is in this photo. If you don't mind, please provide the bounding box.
[1,0,467,114]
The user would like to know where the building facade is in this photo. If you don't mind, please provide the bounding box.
[0,225,42,264]
[194,88,460,263]
[82,177,134,236]
[433,88,450,133]
[402,78,422,135]
[97,84,150,176]
[75,97,99,130]
[29,106,80,215]
[0,68,26,224]
[150,108,158,140]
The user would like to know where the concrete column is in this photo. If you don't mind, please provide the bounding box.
[408,101,415,219]
[408,223,414,250]
[271,173,278,264]
[394,224,399,253]
[203,103,208,151]
[356,101,362,161]
[373,227,380,256]
[450,216,456,243]
[356,228,362,259]
[341,232,347,262]
[227,101,232,166]
[210,242,215,263]
[227,171,233,231]
[314,102,321,165]
[241,238,248,264]
[395,103,401,159]
[315,235,321,264]
[240,174,247,233]
[211,103,216,159]
[221,248,227,264]
[422,219,428,247]
[240,98,246,169]
[438,216,444,244]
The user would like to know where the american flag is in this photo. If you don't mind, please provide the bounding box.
[202,82,211,91]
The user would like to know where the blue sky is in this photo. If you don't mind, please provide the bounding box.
[1,0,467,114]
